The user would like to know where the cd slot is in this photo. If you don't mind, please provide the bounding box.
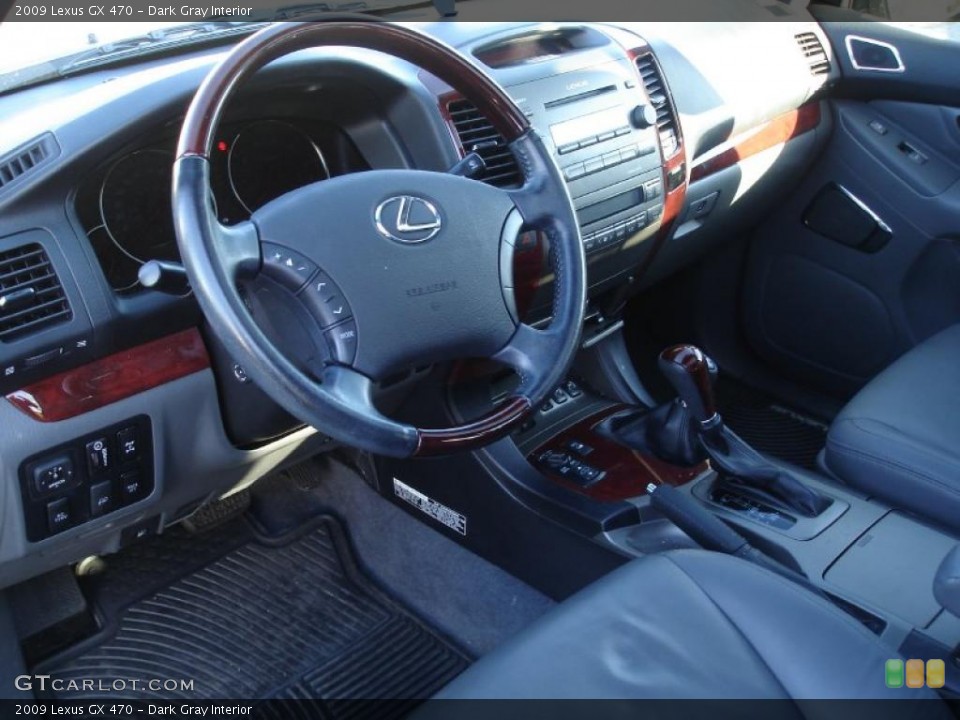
[544,85,617,109]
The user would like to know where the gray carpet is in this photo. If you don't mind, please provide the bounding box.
[280,455,556,658]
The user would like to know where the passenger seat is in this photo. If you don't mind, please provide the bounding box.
[825,325,960,532]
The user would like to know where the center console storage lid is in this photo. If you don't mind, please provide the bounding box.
[825,512,958,628]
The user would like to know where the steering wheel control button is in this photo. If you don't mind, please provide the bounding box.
[324,321,358,364]
[117,426,139,462]
[262,243,317,291]
[46,498,72,535]
[85,437,112,476]
[300,272,353,329]
[89,481,115,518]
[32,456,77,496]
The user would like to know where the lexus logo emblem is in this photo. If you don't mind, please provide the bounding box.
[375,196,442,244]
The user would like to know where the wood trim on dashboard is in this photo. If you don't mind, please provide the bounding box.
[689,103,822,183]
[5,328,210,422]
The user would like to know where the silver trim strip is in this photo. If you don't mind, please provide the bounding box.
[844,35,906,74]
[829,183,893,236]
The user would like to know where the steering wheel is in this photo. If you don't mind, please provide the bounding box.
[173,20,586,458]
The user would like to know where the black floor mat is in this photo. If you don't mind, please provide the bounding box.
[716,379,829,470]
[37,516,468,712]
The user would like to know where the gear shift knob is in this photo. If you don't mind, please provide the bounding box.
[658,345,719,424]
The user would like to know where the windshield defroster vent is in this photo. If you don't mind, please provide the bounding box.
[634,53,680,158]
[446,98,522,188]
[795,32,831,76]
[0,244,71,341]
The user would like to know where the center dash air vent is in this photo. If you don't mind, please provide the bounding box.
[795,32,831,76]
[634,53,680,158]
[0,244,71,341]
[446,98,522,188]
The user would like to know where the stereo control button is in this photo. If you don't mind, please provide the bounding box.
[300,273,353,328]
[262,243,317,291]
[324,321,358,364]
[584,157,604,175]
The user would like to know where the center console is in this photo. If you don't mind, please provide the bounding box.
[429,25,683,321]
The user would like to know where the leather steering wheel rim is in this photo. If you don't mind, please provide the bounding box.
[173,19,587,458]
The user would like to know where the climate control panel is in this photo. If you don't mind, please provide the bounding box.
[19,415,154,542]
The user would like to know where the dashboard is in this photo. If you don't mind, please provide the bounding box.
[0,16,834,587]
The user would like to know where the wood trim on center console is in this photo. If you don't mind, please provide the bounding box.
[529,407,708,502]
[6,328,210,422]
[689,103,822,183]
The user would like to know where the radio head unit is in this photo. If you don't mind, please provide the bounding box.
[504,56,666,257]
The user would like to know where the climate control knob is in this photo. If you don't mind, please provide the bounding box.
[630,104,658,130]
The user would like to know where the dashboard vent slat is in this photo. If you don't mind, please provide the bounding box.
[0,136,55,192]
[446,98,522,188]
[635,53,680,158]
[795,32,831,76]
[0,244,71,341]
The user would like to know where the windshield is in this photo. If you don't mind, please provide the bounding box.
[0,22,187,75]
[0,0,440,88]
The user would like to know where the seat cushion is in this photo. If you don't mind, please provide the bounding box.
[433,550,941,700]
[826,324,960,531]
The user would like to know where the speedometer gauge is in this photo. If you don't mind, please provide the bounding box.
[99,149,180,272]
[227,120,329,214]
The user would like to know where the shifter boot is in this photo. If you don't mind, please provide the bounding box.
[600,400,706,467]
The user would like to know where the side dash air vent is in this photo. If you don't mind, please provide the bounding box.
[795,32,831,76]
[634,53,680,158]
[0,135,57,192]
[446,98,522,188]
[0,244,71,341]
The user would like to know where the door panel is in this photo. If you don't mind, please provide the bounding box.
[742,23,960,398]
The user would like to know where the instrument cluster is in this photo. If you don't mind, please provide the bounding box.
[77,118,365,293]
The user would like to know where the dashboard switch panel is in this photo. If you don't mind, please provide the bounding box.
[19,416,153,542]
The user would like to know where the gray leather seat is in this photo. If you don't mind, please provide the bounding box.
[434,550,942,700]
[826,324,960,532]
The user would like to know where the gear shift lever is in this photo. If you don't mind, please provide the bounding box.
[658,344,831,518]
[658,345,719,427]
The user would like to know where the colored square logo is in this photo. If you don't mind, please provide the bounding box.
[927,659,946,689]
[886,659,904,688]
[906,659,925,688]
